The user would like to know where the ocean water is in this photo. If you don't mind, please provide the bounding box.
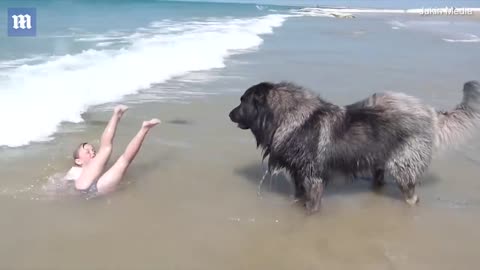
[0,0,291,147]
[0,0,479,147]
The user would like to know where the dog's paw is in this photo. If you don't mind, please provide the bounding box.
[306,207,321,216]
[405,194,420,206]
[305,201,321,216]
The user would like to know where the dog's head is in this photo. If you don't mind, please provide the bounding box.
[229,81,325,152]
[229,82,277,150]
[229,82,274,130]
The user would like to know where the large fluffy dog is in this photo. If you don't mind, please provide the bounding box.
[229,81,480,214]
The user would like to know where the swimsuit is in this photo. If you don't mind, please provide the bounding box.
[76,182,98,197]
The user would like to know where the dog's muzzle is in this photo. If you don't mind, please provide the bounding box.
[229,108,249,129]
[228,109,236,122]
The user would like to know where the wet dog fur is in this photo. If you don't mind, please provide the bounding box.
[229,81,480,214]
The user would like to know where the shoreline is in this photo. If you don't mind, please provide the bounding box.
[2,6,480,149]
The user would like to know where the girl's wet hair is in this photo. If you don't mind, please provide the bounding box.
[73,142,88,160]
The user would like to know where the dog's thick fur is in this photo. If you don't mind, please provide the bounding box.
[229,81,480,214]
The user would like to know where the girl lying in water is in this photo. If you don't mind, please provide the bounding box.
[63,105,160,195]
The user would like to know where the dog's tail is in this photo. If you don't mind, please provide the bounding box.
[435,80,480,150]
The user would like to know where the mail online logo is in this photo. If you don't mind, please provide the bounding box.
[8,8,37,37]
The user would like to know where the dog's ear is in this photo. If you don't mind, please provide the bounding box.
[255,82,275,91]
[252,82,275,105]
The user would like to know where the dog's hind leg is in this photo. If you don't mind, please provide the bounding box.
[304,178,325,214]
[388,168,420,205]
[397,182,419,206]
[386,144,432,206]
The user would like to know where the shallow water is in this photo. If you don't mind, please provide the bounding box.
[1,95,479,269]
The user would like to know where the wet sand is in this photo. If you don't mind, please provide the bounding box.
[1,14,480,270]
[1,92,480,270]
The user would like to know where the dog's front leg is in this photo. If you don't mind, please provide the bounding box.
[372,167,386,189]
[293,175,306,201]
[305,178,325,215]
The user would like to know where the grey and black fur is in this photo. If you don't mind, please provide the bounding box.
[229,81,480,214]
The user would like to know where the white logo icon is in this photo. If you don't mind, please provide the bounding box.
[11,14,32,30]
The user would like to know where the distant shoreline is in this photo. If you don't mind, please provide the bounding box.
[291,6,480,20]
[296,6,480,15]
